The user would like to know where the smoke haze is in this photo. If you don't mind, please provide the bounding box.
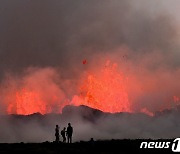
[1,105,180,143]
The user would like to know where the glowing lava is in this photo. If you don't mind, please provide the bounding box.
[5,61,180,115]
[6,61,132,115]
[72,61,131,113]
[7,89,51,115]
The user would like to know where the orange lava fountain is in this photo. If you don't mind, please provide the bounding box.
[7,89,53,115]
[72,61,131,113]
[6,61,132,115]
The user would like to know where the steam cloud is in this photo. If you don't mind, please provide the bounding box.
[0,0,180,142]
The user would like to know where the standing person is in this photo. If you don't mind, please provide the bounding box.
[67,123,73,143]
[55,125,60,143]
[61,127,66,143]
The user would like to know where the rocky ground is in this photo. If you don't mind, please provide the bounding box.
[0,139,174,154]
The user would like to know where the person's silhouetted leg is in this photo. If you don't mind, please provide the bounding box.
[70,136,72,143]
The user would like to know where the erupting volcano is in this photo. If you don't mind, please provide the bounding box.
[4,58,180,116]
[6,61,131,115]
[72,61,131,113]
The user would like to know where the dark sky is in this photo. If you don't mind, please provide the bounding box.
[0,0,179,79]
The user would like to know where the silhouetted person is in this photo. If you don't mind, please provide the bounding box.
[61,127,66,143]
[90,138,94,142]
[90,138,95,147]
[55,125,60,143]
[67,123,73,143]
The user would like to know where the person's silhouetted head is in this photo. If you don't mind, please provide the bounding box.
[56,125,59,128]
[68,123,71,126]
[63,127,66,130]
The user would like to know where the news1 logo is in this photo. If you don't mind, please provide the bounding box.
[140,138,180,152]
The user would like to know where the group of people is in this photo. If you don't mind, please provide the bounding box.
[55,123,73,143]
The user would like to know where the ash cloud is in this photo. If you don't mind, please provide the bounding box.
[0,0,179,77]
